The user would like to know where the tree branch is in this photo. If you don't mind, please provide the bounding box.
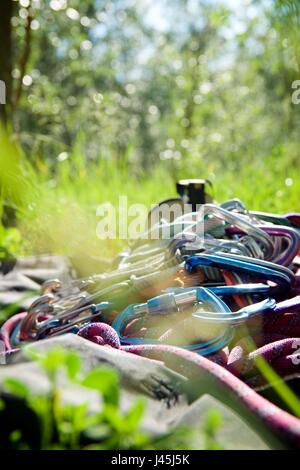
[13,1,33,113]
[0,0,14,123]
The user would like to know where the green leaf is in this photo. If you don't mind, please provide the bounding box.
[81,367,119,406]
[40,348,67,374]
[4,378,30,399]
[83,423,111,441]
[125,399,145,432]
[205,409,223,432]
[102,404,125,433]
[9,430,22,443]
[65,351,81,380]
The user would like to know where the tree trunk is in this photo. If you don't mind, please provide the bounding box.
[0,0,14,123]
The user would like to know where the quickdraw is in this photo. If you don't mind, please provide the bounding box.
[1,180,300,447]
[2,193,300,353]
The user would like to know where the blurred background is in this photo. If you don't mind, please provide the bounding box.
[0,0,300,267]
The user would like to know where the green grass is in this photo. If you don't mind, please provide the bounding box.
[1,128,300,262]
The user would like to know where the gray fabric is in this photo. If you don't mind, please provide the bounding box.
[0,254,73,310]
[14,255,74,283]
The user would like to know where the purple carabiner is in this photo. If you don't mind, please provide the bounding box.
[273,295,300,314]
[259,226,300,267]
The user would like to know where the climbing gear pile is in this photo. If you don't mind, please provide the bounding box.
[1,179,300,448]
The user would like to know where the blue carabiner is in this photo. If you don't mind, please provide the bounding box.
[166,283,271,297]
[165,286,276,324]
[112,289,235,355]
[192,297,276,324]
[185,253,293,293]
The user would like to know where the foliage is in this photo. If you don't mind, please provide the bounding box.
[3,0,299,175]
[1,126,300,261]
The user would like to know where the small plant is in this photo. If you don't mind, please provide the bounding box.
[1,347,224,450]
[202,410,223,450]
[3,347,149,450]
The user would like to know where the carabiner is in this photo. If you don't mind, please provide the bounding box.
[19,294,56,341]
[112,288,235,355]
[192,297,275,324]
[166,283,271,297]
[185,253,293,294]
[226,225,300,266]
[18,299,110,342]
[164,285,275,323]
[180,204,275,260]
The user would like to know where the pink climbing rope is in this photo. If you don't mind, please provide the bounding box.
[77,321,300,449]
